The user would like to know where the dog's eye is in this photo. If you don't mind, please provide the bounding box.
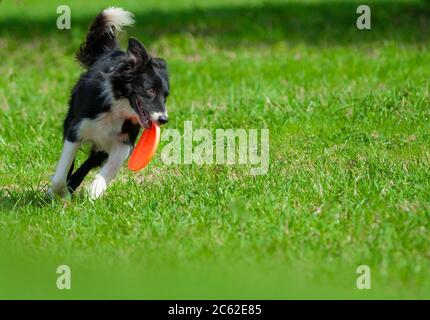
[147,88,157,97]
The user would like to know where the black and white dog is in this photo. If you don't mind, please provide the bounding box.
[50,7,169,199]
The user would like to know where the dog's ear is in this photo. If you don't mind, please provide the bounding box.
[127,38,150,68]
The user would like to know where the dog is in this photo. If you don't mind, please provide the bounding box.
[49,7,169,199]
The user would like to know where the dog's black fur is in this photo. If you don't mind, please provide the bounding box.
[57,8,169,195]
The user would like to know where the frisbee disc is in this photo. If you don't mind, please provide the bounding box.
[128,124,160,171]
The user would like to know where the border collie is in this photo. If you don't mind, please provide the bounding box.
[49,7,169,199]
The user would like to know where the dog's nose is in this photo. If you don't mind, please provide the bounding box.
[157,115,168,125]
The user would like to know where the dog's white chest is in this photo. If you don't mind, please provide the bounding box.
[77,99,138,153]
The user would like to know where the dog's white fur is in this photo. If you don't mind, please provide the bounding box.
[78,99,137,153]
[89,144,130,199]
[50,140,81,196]
[150,111,168,121]
[103,7,134,31]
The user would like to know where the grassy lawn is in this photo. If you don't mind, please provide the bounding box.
[0,0,430,298]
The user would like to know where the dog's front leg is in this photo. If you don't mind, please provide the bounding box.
[50,140,81,196]
[88,143,130,199]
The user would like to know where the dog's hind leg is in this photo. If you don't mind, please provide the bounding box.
[88,143,131,199]
[50,140,81,197]
[67,150,108,193]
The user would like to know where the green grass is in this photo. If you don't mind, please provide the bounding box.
[1,0,430,299]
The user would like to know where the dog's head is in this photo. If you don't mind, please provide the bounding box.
[113,38,170,128]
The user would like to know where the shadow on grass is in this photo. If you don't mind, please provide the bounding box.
[0,187,52,211]
[0,1,429,47]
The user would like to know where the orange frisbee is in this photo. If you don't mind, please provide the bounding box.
[128,124,161,171]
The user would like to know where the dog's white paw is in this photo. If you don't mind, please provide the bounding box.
[49,181,68,198]
[89,174,107,200]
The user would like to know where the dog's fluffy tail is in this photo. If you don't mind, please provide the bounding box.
[76,7,134,69]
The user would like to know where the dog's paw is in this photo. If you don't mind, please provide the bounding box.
[48,181,68,198]
[88,174,107,200]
